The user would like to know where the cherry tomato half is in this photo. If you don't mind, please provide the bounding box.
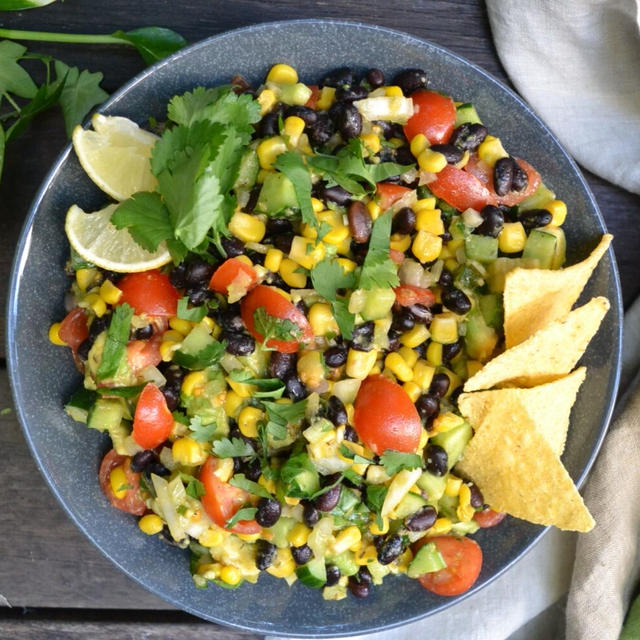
[394,285,436,307]
[403,90,456,144]
[117,271,180,317]
[305,85,320,109]
[132,383,174,449]
[414,535,483,596]
[209,258,258,300]
[429,164,497,212]
[127,337,162,374]
[98,449,146,515]
[241,285,313,353]
[353,375,422,454]
[376,183,411,211]
[474,507,507,528]
[58,307,89,351]
[199,456,261,535]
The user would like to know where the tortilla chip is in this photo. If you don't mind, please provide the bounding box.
[504,234,612,348]
[458,368,586,455]
[456,400,594,532]
[464,297,609,392]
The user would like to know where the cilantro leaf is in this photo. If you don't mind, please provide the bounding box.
[365,484,388,529]
[380,450,423,476]
[168,86,231,126]
[187,415,218,443]
[180,473,205,499]
[252,307,302,349]
[172,340,226,370]
[279,453,320,498]
[338,443,375,466]
[274,152,316,230]
[96,384,145,399]
[261,398,308,442]
[111,27,187,66]
[225,506,257,529]
[228,370,285,399]
[358,210,399,290]
[331,299,355,340]
[229,474,271,499]
[0,41,37,98]
[211,437,255,458]
[177,297,208,322]
[96,303,133,381]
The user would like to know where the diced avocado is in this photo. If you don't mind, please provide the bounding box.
[416,471,447,503]
[109,421,134,456]
[87,398,124,432]
[326,550,358,577]
[233,147,259,192]
[522,228,565,269]
[296,557,328,588]
[65,387,98,424]
[449,217,472,241]
[464,308,499,362]
[255,172,298,216]
[179,324,215,356]
[454,263,485,291]
[280,453,320,498]
[437,493,459,519]
[465,235,499,264]
[267,517,297,549]
[406,541,447,578]
[545,226,566,269]
[394,491,429,520]
[450,353,468,380]
[518,183,555,212]
[360,287,396,321]
[430,421,473,470]
[454,102,482,127]
[450,520,480,536]
[366,560,391,585]
[479,293,503,329]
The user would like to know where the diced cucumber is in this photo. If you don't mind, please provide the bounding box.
[233,147,259,191]
[179,324,214,356]
[65,387,98,423]
[267,517,297,548]
[430,421,472,470]
[296,557,327,588]
[438,493,459,519]
[450,352,468,380]
[255,172,298,216]
[454,263,485,291]
[326,550,359,577]
[278,82,313,106]
[360,287,396,321]
[416,471,447,503]
[450,520,480,536]
[87,398,124,432]
[465,235,498,264]
[464,308,499,362]
[479,293,503,330]
[407,542,447,578]
[518,183,555,212]
[449,217,472,241]
[522,228,565,269]
[394,491,428,520]
[455,102,482,127]
[545,226,566,269]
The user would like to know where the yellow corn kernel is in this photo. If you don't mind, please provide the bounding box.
[390,233,412,252]
[403,381,422,403]
[355,544,378,565]
[257,88,277,114]
[345,403,355,425]
[337,258,357,273]
[258,474,277,494]
[428,517,452,536]
[198,527,225,547]
[301,222,318,239]
[48,322,67,346]
[322,224,350,246]
[76,268,98,292]
[235,254,253,267]
[109,465,129,499]
[418,148,448,173]
[440,368,461,398]
[201,316,221,338]
[412,230,443,263]
[369,515,390,535]
[228,211,266,243]
[498,222,527,253]
[346,348,378,380]
[457,483,475,522]
[264,248,284,273]
[283,115,306,147]
[83,293,107,318]
[445,258,459,273]
[159,340,179,362]
[279,258,308,288]
[182,370,208,396]
[219,565,242,586]
[467,360,483,378]
[413,197,437,213]
[316,86,336,110]
[477,134,508,166]
[172,437,208,466]
[396,548,413,572]
[413,360,436,390]
[212,457,234,483]
[308,302,338,336]
[360,132,381,154]
[99,279,122,305]
[267,63,298,84]
[332,526,361,555]
[281,496,299,508]
[385,352,414,382]
[418,428,429,450]
[398,346,419,368]
[257,136,287,170]
[289,236,325,270]
[287,523,311,547]
[545,200,567,226]
[383,85,403,97]
[297,350,326,389]
[226,376,254,398]
[311,197,324,214]
[238,406,263,438]
[455,150,470,169]
[237,532,262,542]
[426,341,443,366]
[267,548,296,578]
[430,312,459,343]
[197,563,221,579]
[410,133,429,158]
[169,317,192,336]
[366,200,381,221]
[161,330,183,343]
[138,514,163,535]
[445,475,463,497]
[224,390,244,419]
[416,209,444,235]
[400,324,430,349]
[433,412,464,433]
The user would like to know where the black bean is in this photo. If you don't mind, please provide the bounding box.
[284,374,308,402]
[442,287,472,315]
[218,305,245,332]
[291,544,313,565]
[269,351,297,379]
[394,145,415,166]
[133,324,154,340]
[101,270,122,284]
[161,386,180,412]
[148,461,171,477]
[476,205,504,238]
[331,102,362,139]
[256,540,277,570]
[325,564,341,586]
[308,113,335,147]
[336,85,369,102]
[186,258,215,288]
[430,144,464,164]
[76,339,92,361]
[438,269,453,288]
[315,484,341,512]
[366,68,385,88]
[441,231,453,242]
[327,395,348,426]
[425,444,448,476]
[245,249,265,266]
[321,67,355,88]
[443,340,462,363]
[284,105,318,127]
[348,200,372,243]
[372,119,393,138]
[406,505,438,531]
[386,330,401,352]
[272,232,294,254]
[408,304,433,325]
[392,207,416,235]
[169,262,188,289]
[244,185,261,214]
[88,315,111,343]
[519,209,553,231]
[233,457,242,473]
[323,345,348,368]
[352,321,374,341]
[493,156,516,196]
[377,534,404,565]
[429,372,451,398]
[255,498,282,527]
[349,577,371,598]
[242,457,262,482]
[222,331,255,356]
[450,123,488,151]
[302,501,320,526]
[350,239,370,265]
[467,482,484,508]
[265,217,293,237]
[511,161,528,192]
[257,109,282,138]
[130,449,157,473]
[159,525,182,546]
[220,236,245,258]
[322,184,352,206]
[187,287,213,307]
[343,424,358,442]
[162,364,185,389]
[392,68,428,95]
[392,307,416,333]
[415,393,440,420]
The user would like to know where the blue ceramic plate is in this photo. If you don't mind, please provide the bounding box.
[7,19,622,638]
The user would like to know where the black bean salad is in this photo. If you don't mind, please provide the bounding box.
[51,62,569,600]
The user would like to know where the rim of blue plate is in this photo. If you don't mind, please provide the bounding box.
[6,18,622,638]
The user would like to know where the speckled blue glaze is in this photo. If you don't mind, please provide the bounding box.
[6,20,622,638]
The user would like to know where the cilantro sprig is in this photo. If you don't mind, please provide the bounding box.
[229,474,271,499]
[95,303,133,381]
[252,307,302,350]
[211,437,255,459]
[358,210,399,290]
[225,506,258,530]
[380,450,423,476]
[310,259,357,339]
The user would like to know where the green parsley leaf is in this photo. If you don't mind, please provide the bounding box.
[338,443,375,466]
[211,437,255,459]
[365,484,388,529]
[261,398,308,442]
[358,210,399,290]
[172,340,226,370]
[310,259,357,339]
[0,41,37,98]
[279,453,320,498]
[96,384,145,399]
[274,152,317,230]
[172,410,190,425]
[229,474,271,499]
[380,450,423,476]
[252,306,302,349]
[176,297,208,322]
[228,370,285,399]
[187,415,218,443]
[111,27,187,66]
[96,303,133,381]
[225,506,257,529]
[180,473,206,499]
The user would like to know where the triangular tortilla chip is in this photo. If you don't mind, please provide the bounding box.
[504,234,612,347]
[458,368,586,455]
[456,400,594,531]
[464,297,609,392]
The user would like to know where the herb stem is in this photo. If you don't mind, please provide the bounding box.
[0,28,128,47]
[3,92,21,114]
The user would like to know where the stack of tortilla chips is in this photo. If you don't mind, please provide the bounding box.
[456,235,613,532]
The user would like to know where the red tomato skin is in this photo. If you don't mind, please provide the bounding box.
[415,536,483,596]
[98,449,146,515]
[241,285,313,353]
[474,508,507,528]
[429,165,497,212]
[199,457,261,534]
[117,271,180,318]
[403,90,456,144]
[394,285,436,307]
[132,383,174,449]
[353,375,422,455]
[58,307,89,351]
[127,337,162,374]
[305,85,320,109]
[209,258,258,297]
[376,183,411,211]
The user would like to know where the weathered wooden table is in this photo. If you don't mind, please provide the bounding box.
[1,1,638,638]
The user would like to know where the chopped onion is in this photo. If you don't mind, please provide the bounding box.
[418,170,437,185]
[141,365,166,387]
[245,242,268,254]
[151,474,186,542]
[398,259,424,286]
[461,207,483,228]
[353,96,414,123]
[308,515,334,557]
[331,378,362,405]
[400,168,419,184]
[429,259,444,283]
[381,468,423,517]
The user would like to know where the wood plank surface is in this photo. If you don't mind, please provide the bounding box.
[0,0,638,630]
